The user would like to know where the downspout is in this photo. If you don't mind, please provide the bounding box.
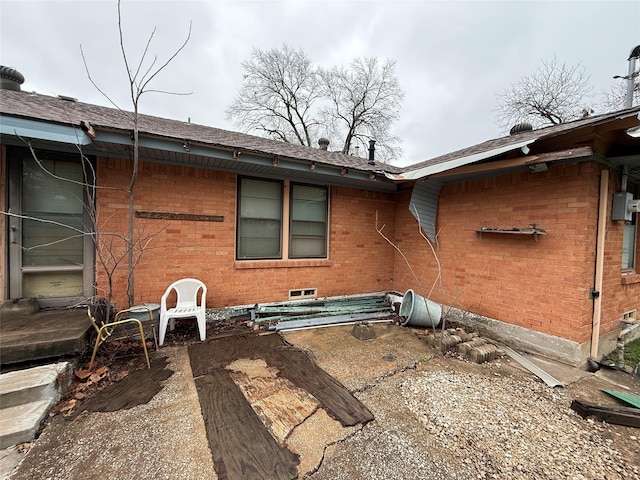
[590,169,609,359]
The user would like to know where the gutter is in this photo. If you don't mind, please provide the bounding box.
[384,139,536,182]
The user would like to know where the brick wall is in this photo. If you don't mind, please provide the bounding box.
[600,169,640,339]
[392,162,639,344]
[96,158,396,309]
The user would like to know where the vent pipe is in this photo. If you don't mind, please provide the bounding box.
[318,138,329,151]
[510,123,533,135]
[368,140,376,165]
[625,45,640,109]
[0,66,25,91]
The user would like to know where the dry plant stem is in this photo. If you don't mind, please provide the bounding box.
[411,206,443,301]
[375,211,424,294]
[410,206,444,332]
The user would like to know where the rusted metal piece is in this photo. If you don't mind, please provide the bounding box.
[257,295,395,331]
[135,211,224,222]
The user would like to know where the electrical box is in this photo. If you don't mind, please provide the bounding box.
[629,199,640,213]
[612,192,633,221]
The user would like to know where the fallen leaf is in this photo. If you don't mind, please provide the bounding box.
[74,369,92,381]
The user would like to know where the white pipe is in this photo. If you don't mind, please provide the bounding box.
[590,169,608,359]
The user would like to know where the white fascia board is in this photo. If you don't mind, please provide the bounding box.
[626,125,640,138]
[386,138,537,181]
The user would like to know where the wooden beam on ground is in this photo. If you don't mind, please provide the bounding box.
[571,399,640,428]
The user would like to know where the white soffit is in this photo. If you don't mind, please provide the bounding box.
[386,138,537,181]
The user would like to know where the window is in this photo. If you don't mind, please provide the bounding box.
[290,184,327,258]
[237,177,328,260]
[622,182,638,272]
[237,178,283,259]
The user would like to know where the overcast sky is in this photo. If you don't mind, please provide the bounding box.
[1,0,639,166]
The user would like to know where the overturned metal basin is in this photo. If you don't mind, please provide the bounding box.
[399,289,441,328]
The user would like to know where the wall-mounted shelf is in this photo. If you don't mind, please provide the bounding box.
[474,224,547,242]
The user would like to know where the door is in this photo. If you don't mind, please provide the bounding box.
[8,147,94,306]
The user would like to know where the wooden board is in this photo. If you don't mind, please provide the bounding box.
[571,399,640,428]
[228,366,320,443]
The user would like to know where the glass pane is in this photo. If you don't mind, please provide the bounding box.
[290,184,327,258]
[622,224,636,270]
[241,196,282,219]
[23,158,84,214]
[292,185,327,221]
[291,221,326,236]
[23,271,83,298]
[290,237,326,257]
[22,214,85,266]
[238,178,282,259]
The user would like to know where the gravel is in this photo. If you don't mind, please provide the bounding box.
[306,358,640,480]
[7,323,640,480]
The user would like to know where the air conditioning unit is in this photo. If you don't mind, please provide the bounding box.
[629,199,640,213]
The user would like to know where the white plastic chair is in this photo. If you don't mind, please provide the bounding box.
[159,278,207,345]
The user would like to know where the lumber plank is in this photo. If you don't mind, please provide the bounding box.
[571,399,640,428]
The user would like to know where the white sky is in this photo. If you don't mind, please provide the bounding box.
[1,0,639,166]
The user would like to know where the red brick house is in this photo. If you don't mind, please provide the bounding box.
[1,72,639,366]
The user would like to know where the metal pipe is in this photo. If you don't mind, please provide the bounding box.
[368,140,376,165]
[625,45,640,109]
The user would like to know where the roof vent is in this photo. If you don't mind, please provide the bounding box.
[318,138,330,150]
[509,123,533,135]
[0,66,25,91]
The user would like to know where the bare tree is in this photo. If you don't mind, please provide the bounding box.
[598,79,640,112]
[81,0,191,306]
[318,58,404,162]
[227,45,404,162]
[495,56,593,132]
[226,44,322,146]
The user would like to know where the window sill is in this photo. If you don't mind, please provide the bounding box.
[234,259,332,270]
[621,273,640,285]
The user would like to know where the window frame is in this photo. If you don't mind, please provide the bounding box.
[622,181,638,273]
[236,177,284,260]
[288,182,329,259]
[236,176,329,261]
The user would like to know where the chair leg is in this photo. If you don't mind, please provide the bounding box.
[136,322,151,369]
[197,313,206,341]
[89,337,103,371]
[151,325,158,351]
[159,316,169,346]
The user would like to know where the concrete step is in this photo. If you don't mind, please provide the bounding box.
[0,400,53,449]
[0,363,71,408]
[0,362,72,449]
